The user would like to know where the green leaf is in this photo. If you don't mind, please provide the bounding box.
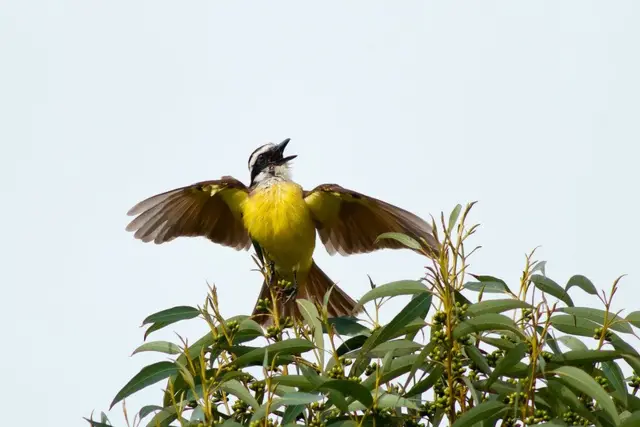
[530,260,547,276]
[623,355,640,374]
[466,299,532,316]
[566,274,598,295]
[404,364,444,397]
[368,339,422,357]
[354,280,430,310]
[351,292,432,376]
[550,315,599,337]
[486,342,528,388]
[465,345,491,375]
[318,379,373,408]
[546,379,597,424]
[603,360,628,407]
[143,321,170,340]
[610,332,640,357]
[131,341,181,356]
[336,335,368,357]
[626,311,640,329]
[448,204,463,231]
[220,379,260,410]
[549,350,623,365]
[551,366,620,425]
[463,281,510,294]
[531,275,574,307]
[142,305,200,326]
[557,336,588,351]
[375,393,419,410]
[138,405,162,420]
[375,232,422,251]
[453,313,526,340]
[297,299,324,369]
[620,411,640,427]
[282,406,305,425]
[361,354,421,390]
[252,391,324,422]
[468,274,513,294]
[279,391,324,405]
[325,316,370,336]
[451,400,508,427]
[558,307,634,334]
[110,361,178,409]
[232,338,314,368]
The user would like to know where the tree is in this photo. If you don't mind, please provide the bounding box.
[86,203,640,427]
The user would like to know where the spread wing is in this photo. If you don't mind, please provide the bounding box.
[303,184,438,256]
[126,176,252,250]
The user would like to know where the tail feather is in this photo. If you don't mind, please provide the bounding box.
[251,260,360,326]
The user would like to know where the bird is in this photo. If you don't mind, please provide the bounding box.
[125,138,439,326]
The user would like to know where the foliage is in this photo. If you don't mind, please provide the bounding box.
[87,203,640,427]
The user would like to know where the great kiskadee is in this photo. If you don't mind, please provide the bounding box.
[126,139,438,325]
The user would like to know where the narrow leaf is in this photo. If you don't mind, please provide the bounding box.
[463,281,510,294]
[531,275,574,307]
[318,379,373,408]
[297,299,325,369]
[453,313,526,340]
[557,336,588,352]
[550,315,599,337]
[466,299,532,316]
[131,341,181,356]
[351,292,432,376]
[566,274,598,295]
[603,361,628,407]
[220,379,260,410]
[324,316,370,336]
[451,400,508,427]
[626,311,640,329]
[404,365,444,397]
[110,361,178,409]
[142,306,200,326]
[448,204,462,231]
[620,411,640,427]
[465,345,491,375]
[232,339,314,368]
[375,232,421,250]
[486,342,528,388]
[558,307,634,334]
[354,280,429,310]
[552,366,620,425]
[138,405,162,420]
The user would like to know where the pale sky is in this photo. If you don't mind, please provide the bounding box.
[2,2,639,426]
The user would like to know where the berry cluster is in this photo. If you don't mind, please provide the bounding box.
[628,371,640,388]
[561,410,590,426]
[593,327,613,341]
[524,409,551,425]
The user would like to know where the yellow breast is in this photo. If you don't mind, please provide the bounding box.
[241,181,316,272]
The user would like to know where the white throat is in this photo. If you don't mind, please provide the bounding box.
[253,163,293,187]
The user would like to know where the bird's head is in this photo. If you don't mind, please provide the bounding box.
[248,138,297,186]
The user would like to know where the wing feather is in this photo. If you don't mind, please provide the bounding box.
[126,177,252,250]
[304,184,439,256]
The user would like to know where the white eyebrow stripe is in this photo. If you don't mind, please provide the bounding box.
[248,143,275,171]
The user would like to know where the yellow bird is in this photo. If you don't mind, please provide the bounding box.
[126,139,438,325]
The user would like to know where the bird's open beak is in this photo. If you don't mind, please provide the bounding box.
[274,138,297,164]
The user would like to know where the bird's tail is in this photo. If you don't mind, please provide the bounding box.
[251,260,360,327]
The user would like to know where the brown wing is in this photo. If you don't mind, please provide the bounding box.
[126,176,252,250]
[303,184,439,256]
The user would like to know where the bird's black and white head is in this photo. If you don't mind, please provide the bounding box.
[248,138,297,186]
